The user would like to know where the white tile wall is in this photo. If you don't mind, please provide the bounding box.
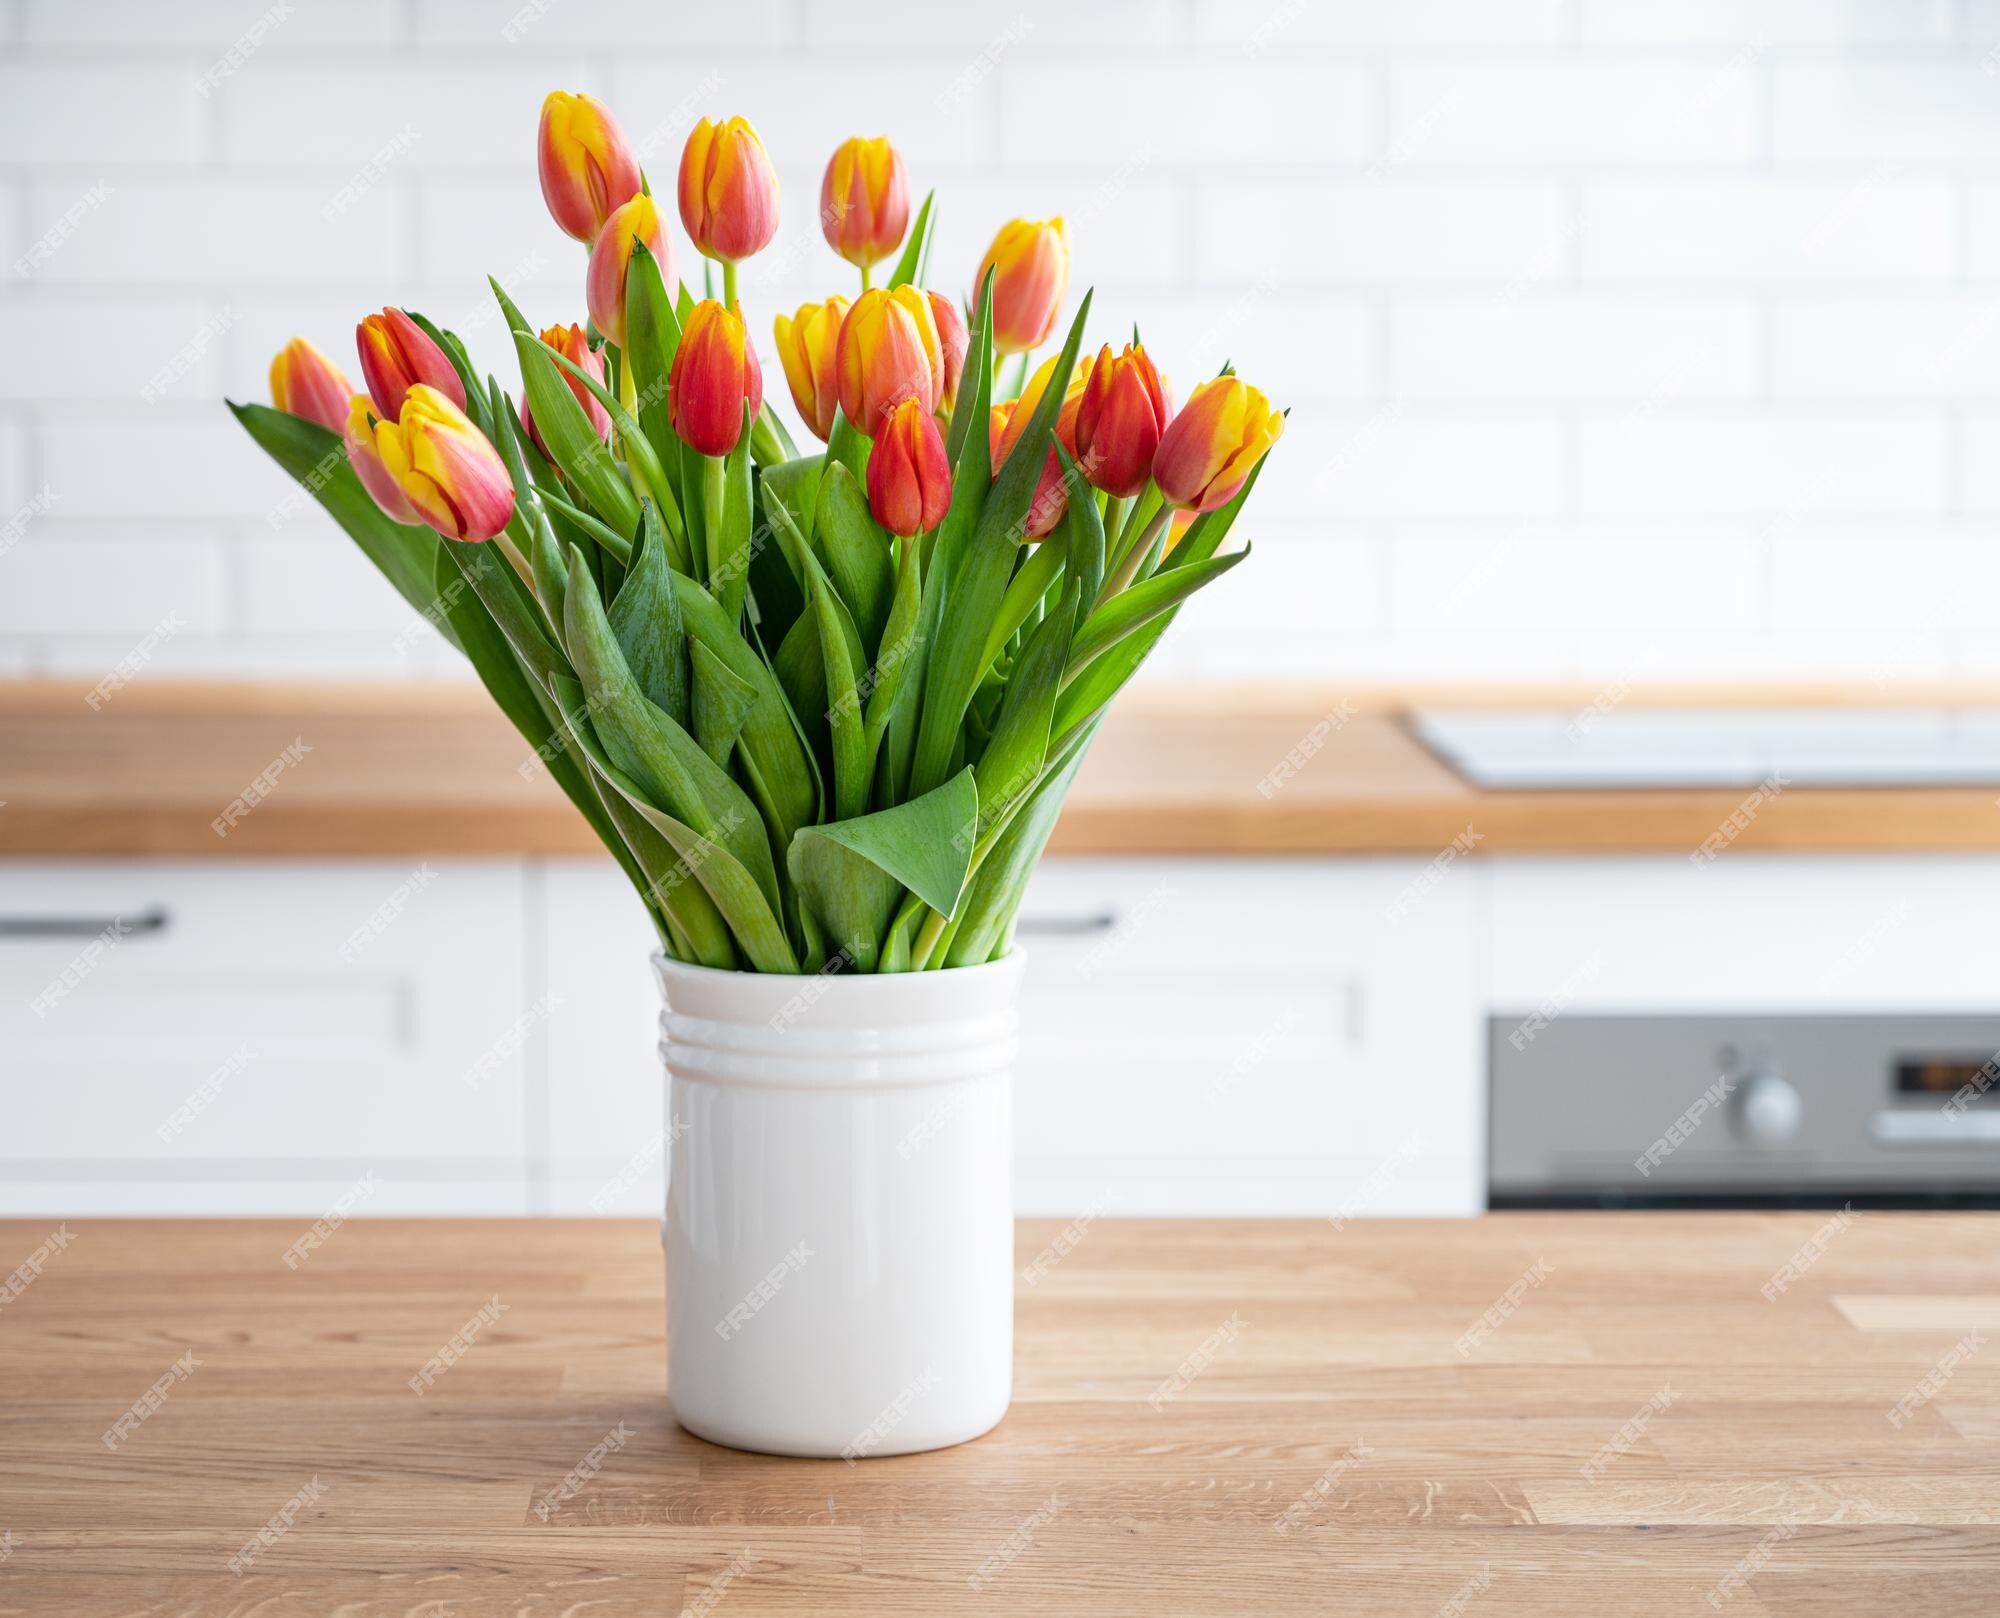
[4,0,2000,682]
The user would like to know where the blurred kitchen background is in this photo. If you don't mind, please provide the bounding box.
[8,0,2000,1221]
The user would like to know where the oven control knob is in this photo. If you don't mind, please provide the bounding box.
[1735,1072,1802,1145]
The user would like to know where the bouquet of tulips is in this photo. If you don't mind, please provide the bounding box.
[234,93,1283,974]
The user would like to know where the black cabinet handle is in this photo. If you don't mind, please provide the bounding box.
[1013,911,1119,936]
[0,906,171,940]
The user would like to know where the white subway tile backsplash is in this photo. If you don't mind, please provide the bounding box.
[0,300,222,404]
[1391,531,1762,635]
[0,534,225,636]
[22,180,403,286]
[1387,60,1761,166]
[1263,411,1569,519]
[1206,0,1570,47]
[1954,416,2000,512]
[1199,180,1571,284]
[804,0,1179,49]
[1390,295,1759,401]
[240,536,432,637]
[0,421,26,512]
[1579,176,1957,283]
[43,414,299,520]
[1,20,1992,681]
[1774,296,2000,398]
[1001,60,1371,168]
[1580,0,1954,45]
[1770,527,2000,631]
[219,64,591,170]
[1578,414,1948,516]
[0,65,201,167]
[1775,61,2000,162]
[416,0,783,46]
[21,0,398,45]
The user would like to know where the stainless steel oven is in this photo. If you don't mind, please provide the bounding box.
[1489,1014,2000,1208]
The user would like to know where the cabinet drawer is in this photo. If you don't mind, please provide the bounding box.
[0,859,529,1167]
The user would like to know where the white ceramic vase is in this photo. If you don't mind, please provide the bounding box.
[653,951,1023,1458]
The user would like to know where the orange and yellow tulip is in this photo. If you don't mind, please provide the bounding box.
[670,300,763,458]
[1152,375,1284,513]
[537,90,643,244]
[678,115,779,263]
[974,217,1070,356]
[269,337,354,434]
[343,394,421,526]
[820,135,909,273]
[834,284,942,436]
[867,398,952,537]
[773,295,849,443]
[519,323,609,457]
[356,307,464,420]
[1075,342,1172,500]
[360,385,516,542]
[929,291,967,420]
[993,354,1086,540]
[585,192,672,349]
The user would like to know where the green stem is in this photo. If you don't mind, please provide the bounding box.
[910,907,949,971]
[1101,495,1130,565]
[721,259,738,311]
[860,262,873,293]
[701,452,727,604]
[1102,505,1171,601]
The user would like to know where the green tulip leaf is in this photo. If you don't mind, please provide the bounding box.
[787,766,976,972]
[1067,545,1248,677]
[608,499,689,727]
[814,460,894,650]
[502,299,641,541]
[886,189,936,291]
[690,635,758,768]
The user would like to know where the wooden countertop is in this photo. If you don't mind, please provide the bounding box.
[2,1214,1994,1615]
[7,678,2000,856]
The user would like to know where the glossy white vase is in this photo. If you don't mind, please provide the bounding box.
[653,951,1022,1458]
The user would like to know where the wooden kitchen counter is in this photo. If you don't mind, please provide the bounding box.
[7,677,2000,855]
[1,1215,1995,1615]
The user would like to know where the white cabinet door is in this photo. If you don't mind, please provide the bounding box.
[1010,857,1481,1216]
[0,859,531,1214]
[538,857,666,1214]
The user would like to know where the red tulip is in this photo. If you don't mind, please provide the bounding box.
[518,323,609,456]
[356,307,464,420]
[1075,342,1172,499]
[867,398,952,537]
[670,300,763,457]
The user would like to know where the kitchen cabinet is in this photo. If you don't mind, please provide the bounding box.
[0,859,532,1215]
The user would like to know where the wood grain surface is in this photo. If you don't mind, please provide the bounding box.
[0,1214,1995,1614]
[7,678,2000,856]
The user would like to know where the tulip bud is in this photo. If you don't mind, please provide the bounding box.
[586,192,673,350]
[670,300,763,458]
[356,308,465,421]
[929,291,968,420]
[344,394,421,526]
[834,285,942,436]
[269,337,355,435]
[537,90,643,244]
[993,353,1086,540]
[519,323,610,457]
[973,217,1070,357]
[820,135,909,272]
[867,398,952,537]
[1152,375,1285,513]
[363,385,516,542]
[1075,342,1172,500]
[773,295,849,443]
[678,115,780,263]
